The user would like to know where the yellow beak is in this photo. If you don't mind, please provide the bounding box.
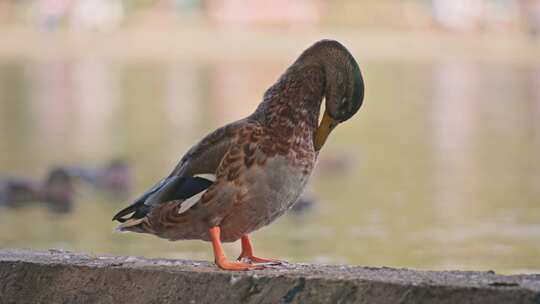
[314,110,338,151]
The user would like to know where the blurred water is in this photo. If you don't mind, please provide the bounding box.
[0,54,539,274]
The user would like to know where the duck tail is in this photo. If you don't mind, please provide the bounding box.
[112,195,151,233]
[112,175,214,233]
[112,179,162,224]
[112,201,143,223]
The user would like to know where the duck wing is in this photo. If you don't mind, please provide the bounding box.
[112,119,247,224]
[112,176,213,223]
[170,119,247,177]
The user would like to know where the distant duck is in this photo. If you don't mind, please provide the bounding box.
[0,167,74,213]
[68,159,133,198]
[42,168,75,213]
[113,40,365,271]
[0,177,41,208]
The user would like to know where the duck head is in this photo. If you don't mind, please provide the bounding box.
[298,40,365,151]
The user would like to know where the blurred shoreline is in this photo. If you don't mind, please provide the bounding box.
[0,28,539,64]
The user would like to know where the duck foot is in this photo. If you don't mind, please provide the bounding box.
[209,226,264,271]
[215,257,261,271]
[236,235,284,265]
[237,255,283,265]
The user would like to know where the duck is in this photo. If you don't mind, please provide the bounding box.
[42,167,75,213]
[0,177,40,208]
[68,159,133,199]
[0,167,74,213]
[112,39,365,271]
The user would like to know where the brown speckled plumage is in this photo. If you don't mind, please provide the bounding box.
[113,39,364,245]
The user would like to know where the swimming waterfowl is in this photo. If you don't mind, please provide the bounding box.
[68,159,133,199]
[0,167,74,213]
[113,39,365,271]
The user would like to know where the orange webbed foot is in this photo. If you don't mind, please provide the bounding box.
[237,254,283,265]
[237,235,283,265]
[215,257,260,271]
[209,226,266,271]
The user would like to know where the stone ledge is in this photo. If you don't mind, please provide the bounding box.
[0,248,539,304]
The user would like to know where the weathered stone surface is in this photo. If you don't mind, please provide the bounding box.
[0,248,539,304]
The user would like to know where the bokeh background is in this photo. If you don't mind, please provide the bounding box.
[1,0,539,274]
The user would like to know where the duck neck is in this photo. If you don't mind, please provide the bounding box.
[253,64,325,135]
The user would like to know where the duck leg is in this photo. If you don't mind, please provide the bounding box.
[237,235,282,264]
[209,226,257,271]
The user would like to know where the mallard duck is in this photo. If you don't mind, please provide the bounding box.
[112,39,364,271]
[68,159,133,198]
[0,167,74,213]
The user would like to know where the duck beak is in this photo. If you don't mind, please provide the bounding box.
[314,110,338,151]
